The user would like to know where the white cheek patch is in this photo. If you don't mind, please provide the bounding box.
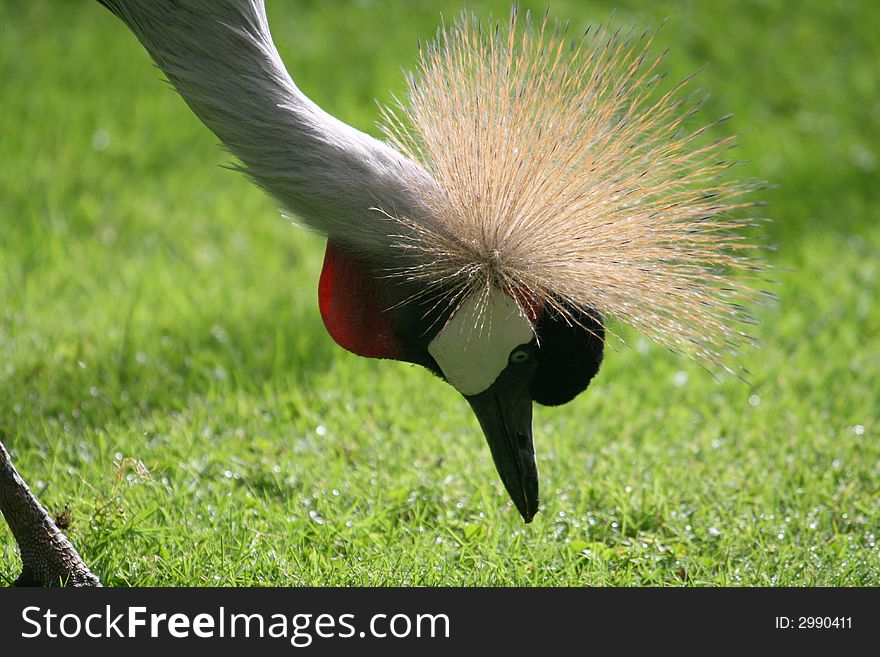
[428,288,535,396]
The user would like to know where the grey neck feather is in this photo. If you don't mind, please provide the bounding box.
[99,0,437,261]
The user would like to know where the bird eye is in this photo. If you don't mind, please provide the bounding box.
[509,349,531,364]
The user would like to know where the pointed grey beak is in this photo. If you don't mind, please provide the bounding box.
[465,369,539,523]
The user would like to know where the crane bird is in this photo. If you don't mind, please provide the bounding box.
[0,0,761,586]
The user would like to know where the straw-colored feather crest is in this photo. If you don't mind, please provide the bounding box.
[380,9,765,371]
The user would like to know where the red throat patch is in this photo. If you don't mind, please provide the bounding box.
[509,284,545,326]
[318,240,405,361]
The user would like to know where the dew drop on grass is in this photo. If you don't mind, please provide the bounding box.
[849,144,877,172]
[91,128,111,151]
[748,394,761,407]
[210,325,228,343]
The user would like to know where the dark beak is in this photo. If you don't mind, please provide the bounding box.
[465,369,539,523]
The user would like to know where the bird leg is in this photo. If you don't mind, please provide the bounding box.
[0,437,100,587]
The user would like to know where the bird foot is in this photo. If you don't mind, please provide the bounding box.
[1,437,101,587]
[14,564,101,588]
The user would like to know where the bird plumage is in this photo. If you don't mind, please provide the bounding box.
[97,0,437,264]
[98,0,761,370]
[380,10,762,371]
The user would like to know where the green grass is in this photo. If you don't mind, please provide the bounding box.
[1,0,878,586]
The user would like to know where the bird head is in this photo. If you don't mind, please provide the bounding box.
[319,240,604,522]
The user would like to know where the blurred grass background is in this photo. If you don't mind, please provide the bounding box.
[0,0,877,585]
